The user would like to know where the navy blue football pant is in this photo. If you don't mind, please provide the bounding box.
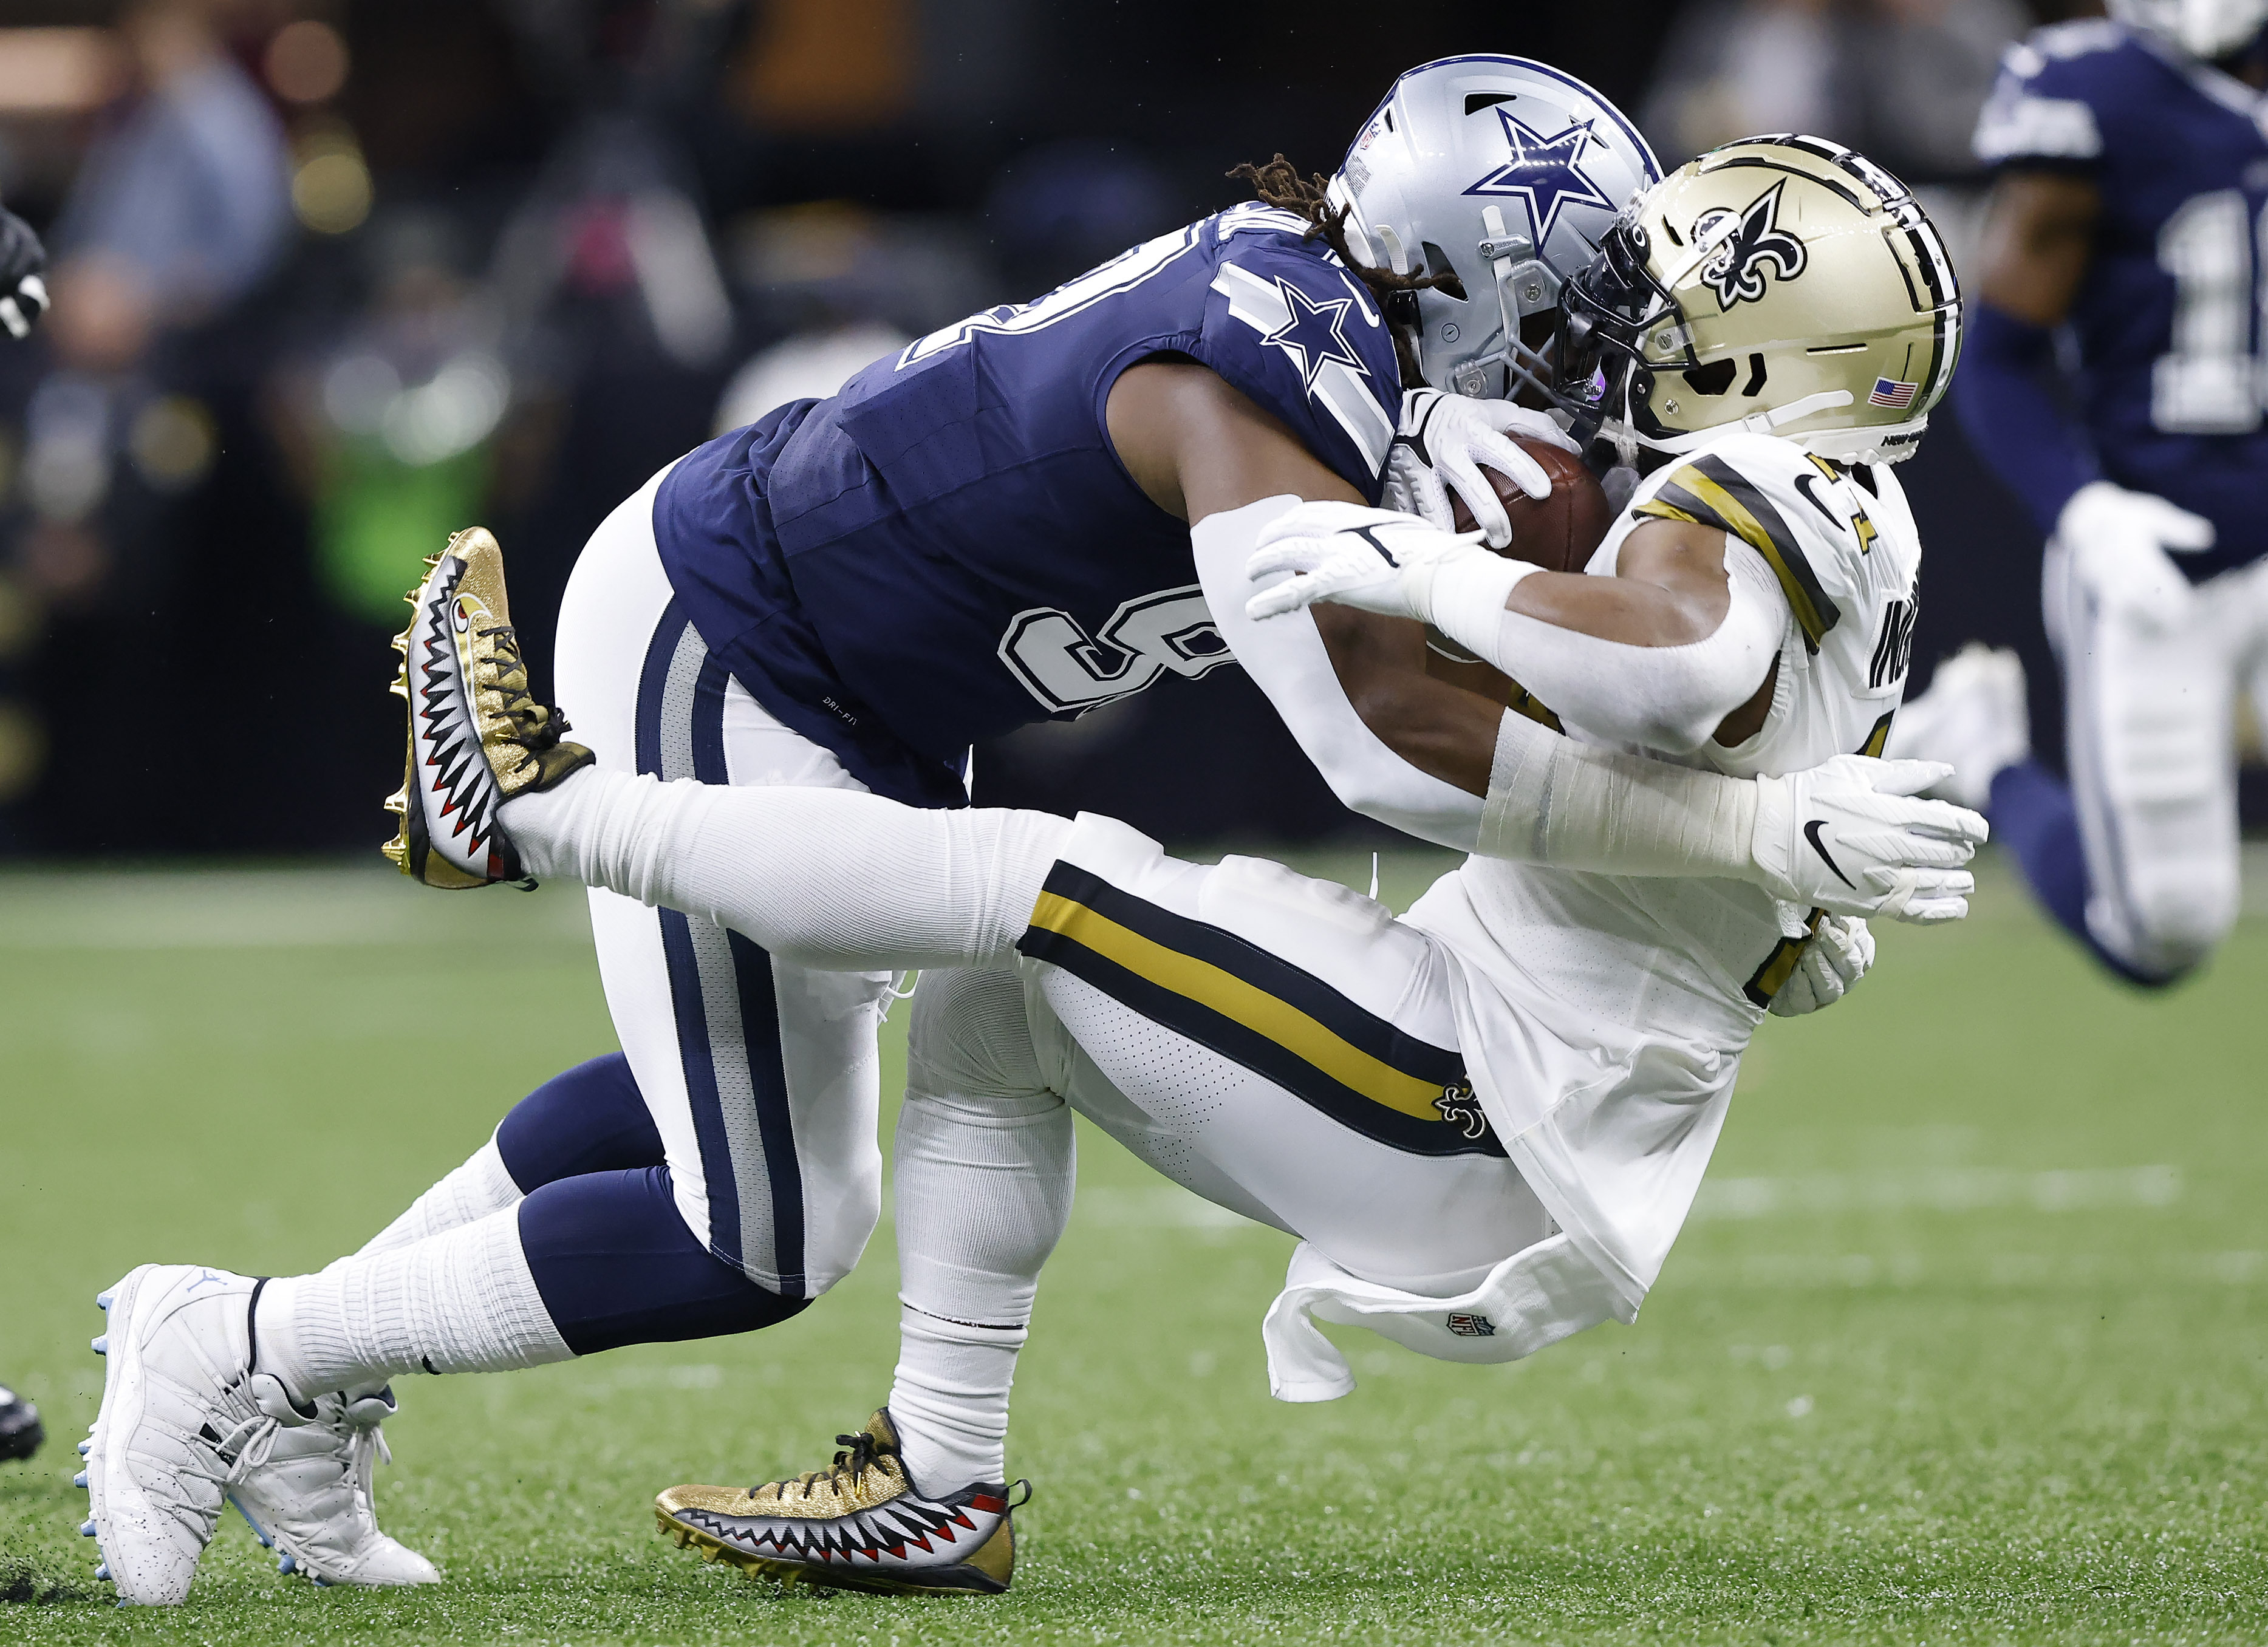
[500,1055,808,1353]
[496,470,896,1352]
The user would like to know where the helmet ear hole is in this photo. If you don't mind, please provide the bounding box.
[1418,242,1467,301]
[1681,358,1737,397]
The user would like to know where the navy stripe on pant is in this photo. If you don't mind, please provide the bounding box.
[634,599,809,1295]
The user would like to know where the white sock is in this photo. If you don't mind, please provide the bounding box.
[885,967,1074,1493]
[355,1134,523,1257]
[256,1207,572,1399]
[502,769,1070,971]
[889,1308,1027,1493]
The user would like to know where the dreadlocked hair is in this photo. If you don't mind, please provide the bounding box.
[1228,154,1461,387]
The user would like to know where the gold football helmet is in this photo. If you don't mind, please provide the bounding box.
[1552,134,1959,466]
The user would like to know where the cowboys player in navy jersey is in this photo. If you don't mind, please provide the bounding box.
[71,68,1980,1603]
[1892,0,2268,984]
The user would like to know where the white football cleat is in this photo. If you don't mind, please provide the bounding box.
[229,1385,439,1588]
[1885,644,2030,813]
[84,1265,306,1605]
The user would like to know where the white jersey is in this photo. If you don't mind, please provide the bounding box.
[1406,429,1922,1326]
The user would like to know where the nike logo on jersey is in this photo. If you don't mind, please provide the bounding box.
[1792,469,1841,528]
[1803,819,1855,888]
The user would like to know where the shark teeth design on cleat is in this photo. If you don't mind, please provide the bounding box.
[652,1410,1023,1597]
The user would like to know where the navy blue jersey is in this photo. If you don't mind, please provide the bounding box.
[652,202,1402,803]
[1976,19,2268,579]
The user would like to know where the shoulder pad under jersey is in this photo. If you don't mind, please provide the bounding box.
[1197,210,1402,496]
[1630,432,1900,657]
[1974,20,2149,169]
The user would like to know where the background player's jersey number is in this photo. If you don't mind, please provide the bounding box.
[2153,188,2268,434]
[998,587,1235,714]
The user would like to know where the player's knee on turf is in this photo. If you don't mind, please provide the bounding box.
[2100,880,2235,985]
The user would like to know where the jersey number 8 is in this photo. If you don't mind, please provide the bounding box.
[997,587,1235,714]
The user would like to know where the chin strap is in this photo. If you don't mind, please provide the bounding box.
[1743,388,1856,434]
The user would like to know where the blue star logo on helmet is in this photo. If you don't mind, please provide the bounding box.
[1693,182,1809,310]
[1460,110,1614,240]
[1260,279,1367,389]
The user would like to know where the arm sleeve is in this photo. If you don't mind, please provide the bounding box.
[1195,494,1778,885]
[1478,711,1760,879]
[1951,301,2099,536]
[1428,538,1792,755]
[1193,496,1485,852]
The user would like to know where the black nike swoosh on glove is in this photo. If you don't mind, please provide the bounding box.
[1803,819,1856,888]
[1350,525,1401,567]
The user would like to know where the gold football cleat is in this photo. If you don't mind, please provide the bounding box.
[384,527,593,888]
[654,1410,1026,1597]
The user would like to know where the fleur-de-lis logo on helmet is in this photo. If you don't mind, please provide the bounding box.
[1693,181,1808,310]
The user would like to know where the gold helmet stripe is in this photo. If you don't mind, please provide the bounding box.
[1634,452,1838,650]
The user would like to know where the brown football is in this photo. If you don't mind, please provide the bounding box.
[1448,435,1615,574]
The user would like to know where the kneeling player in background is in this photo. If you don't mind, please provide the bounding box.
[1894,2,2268,986]
[80,139,1986,1601]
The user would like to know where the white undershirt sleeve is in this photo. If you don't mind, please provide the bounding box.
[1194,496,1483,853]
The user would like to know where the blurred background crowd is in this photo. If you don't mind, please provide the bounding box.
[0,0,2225,858]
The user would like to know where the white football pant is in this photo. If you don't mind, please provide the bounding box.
[923,824,1555,1298]
[2044,541,2268,978]
[552,466,895,1298]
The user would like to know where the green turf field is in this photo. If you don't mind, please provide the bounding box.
[1,851,2263,1644]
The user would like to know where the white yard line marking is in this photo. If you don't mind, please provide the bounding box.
[1693,1165,2181,1218]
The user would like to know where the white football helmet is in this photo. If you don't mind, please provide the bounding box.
[2106,0,2268,60]
[1327,56,1660,400]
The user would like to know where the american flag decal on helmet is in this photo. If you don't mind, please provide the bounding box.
[1868,377,1918,409]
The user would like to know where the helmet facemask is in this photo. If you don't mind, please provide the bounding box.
[1549,211,1678,457]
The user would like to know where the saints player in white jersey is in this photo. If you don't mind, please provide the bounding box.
[80,137,1981,1602]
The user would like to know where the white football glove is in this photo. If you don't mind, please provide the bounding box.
[2056,480,2213,632]
[1767,914,1874,1017]
[1752,755,1987,924]
[1382,389,1574,548]
[1245,501,1512,625]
